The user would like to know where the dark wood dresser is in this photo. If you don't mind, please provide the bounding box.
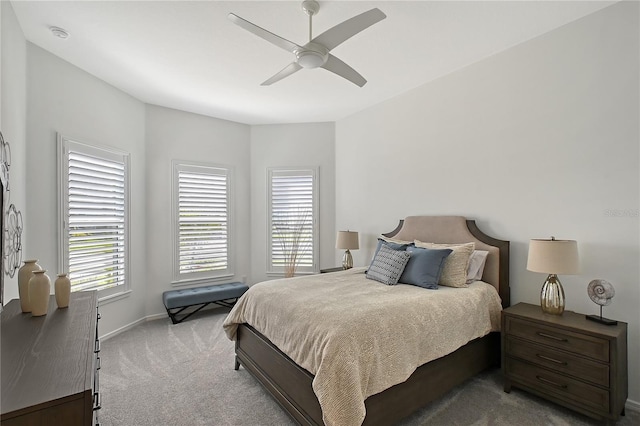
[1,291,100,425]
[502,302,627,425]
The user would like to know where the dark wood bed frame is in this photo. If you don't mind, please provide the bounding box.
[234,217,510,425]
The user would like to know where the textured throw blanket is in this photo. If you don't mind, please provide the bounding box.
[223,268,502,426]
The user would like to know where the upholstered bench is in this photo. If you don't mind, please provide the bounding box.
[162,282,249,324]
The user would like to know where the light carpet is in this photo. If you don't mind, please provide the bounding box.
[99,308,638,425]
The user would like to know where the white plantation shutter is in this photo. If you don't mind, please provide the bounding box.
[59,137,130,298]
[173,163,232,282]
[268,168,318,274]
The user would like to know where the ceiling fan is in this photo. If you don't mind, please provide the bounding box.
[228,0,386,87]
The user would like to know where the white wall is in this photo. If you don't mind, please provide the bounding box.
[18,42,332,329]
[26,44,147,335]
[250,123,335,284]
[336,1,639,404]
[144,104,251,315]
[1,0,27,303]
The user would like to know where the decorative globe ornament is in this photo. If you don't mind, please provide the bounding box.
[585,279,617,325]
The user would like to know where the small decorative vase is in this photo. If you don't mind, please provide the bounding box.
[55,273,71,308]
[18,259,42,313]
[29,270,51,317]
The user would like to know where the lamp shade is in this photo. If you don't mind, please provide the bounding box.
[527,238,579,275]
[336,231,359,250]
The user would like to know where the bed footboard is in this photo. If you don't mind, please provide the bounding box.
[236,324,323,425]
[363,331,500,425]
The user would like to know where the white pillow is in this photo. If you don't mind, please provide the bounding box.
[414,241,475,288]
[466,250,489,284]
[379,235,413,245]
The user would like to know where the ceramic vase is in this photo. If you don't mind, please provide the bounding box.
[29,270,51,317]
[18,259,42,313]
[55,273,71,308]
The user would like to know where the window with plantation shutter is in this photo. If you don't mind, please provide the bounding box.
[268,168,318,276]
[173,162,233,284]
[58,136,130,299]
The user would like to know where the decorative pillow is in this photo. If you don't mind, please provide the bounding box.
[466,250,489,284]
[366,244,411,285]
[398,246,452,289]
[414,241,475,288]
[368,238,411,271]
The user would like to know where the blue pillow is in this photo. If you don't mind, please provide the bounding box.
[398,246,453,289]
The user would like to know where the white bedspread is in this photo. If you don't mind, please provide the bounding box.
[223,267,502,426]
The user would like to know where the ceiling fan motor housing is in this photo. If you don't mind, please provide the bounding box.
[295,43,328,68]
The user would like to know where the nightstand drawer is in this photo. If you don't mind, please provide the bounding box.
[505,317,609,362]
[506,336,609,387]
[505,357,609,413]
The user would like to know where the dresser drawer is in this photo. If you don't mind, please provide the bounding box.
[505,317,609,362]
[506,336,609,387]
[506,357,609,413]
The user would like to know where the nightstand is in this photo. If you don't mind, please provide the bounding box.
[320,267,345,273]
[502,303,627,425]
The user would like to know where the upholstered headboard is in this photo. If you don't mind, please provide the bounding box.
[384,216,510,308]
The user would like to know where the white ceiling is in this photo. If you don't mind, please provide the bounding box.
[10,1,615,125]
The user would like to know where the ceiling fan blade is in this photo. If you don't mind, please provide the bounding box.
[321,54,367,87]
[261,62,303,86]
[228,13,301,53]
[311,8,386,51]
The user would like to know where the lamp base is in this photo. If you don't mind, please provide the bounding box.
[342,249,353,270]
[585,314,618,326]
[540,274,565,315]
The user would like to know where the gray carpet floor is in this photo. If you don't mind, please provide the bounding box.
[99,308,638,425]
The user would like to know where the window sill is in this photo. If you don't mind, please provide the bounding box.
[171,274,235,287]
[98,289,132,305]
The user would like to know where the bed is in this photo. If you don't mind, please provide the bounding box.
[224,216,510,426]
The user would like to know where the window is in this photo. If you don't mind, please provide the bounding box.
[173,162,233,284]
[268,168,318,276]
[58,135,130,299]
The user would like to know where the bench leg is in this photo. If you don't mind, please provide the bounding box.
[212,298,238,309]
[166,298,241,324]
[234,356,240,371]
[166,308,179,325]
[167,303,209,324]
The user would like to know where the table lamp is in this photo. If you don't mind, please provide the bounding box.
[336,231,359,269]
[527,237,579,315]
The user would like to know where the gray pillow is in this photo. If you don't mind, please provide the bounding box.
[398,246,453,289]
[367,238,411,271]
[366,244,411,285]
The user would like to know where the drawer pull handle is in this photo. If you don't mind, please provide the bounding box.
[536,354,567,365]
[536,332,568,342]
[93,391,101,410]
[536,375,568,389]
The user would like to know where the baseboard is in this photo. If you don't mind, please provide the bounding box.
[99,305,228,341]
[626,399,640,412]
[99,312,166,341]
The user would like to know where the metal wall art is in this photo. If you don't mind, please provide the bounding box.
[0,131,24,306]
